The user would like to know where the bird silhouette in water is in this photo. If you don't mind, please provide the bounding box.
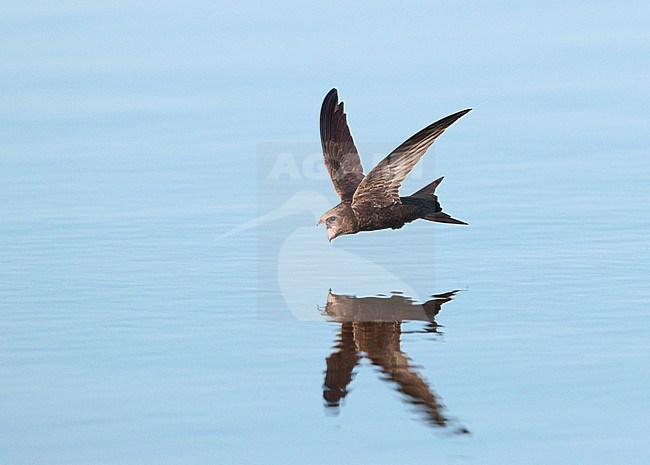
[317,88,470,241]
[321,290,469,432]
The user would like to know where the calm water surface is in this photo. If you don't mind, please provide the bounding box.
[2,2,649,464]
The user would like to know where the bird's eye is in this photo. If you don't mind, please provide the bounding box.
[327,216,336,223]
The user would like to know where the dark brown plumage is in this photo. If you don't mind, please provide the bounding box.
[317,88,470,241]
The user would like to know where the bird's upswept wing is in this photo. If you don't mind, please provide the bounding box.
[352,108,471,208]
[320,88,365,202]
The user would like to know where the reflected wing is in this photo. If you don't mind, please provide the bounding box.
[323,323,360,407]
[352,109,471,208]
[320,89,364,201]
[369,349,450,427]
[357,322,450,427]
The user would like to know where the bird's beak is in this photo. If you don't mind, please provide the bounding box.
[317,217,324,226]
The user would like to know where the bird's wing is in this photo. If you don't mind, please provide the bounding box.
[352,108,471,208]
[320,88,365,202]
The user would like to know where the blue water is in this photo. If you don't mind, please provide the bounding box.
[2,2,649,464]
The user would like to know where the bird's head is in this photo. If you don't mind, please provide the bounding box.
[317,202,358,242]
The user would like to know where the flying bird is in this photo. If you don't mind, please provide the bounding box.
[317,88,470,241]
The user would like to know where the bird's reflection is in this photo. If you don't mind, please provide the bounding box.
[321,290,468,433]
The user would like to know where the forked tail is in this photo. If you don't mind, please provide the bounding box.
[412,176,468,225]
[423,212,468,225]
[411,176,445,198]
